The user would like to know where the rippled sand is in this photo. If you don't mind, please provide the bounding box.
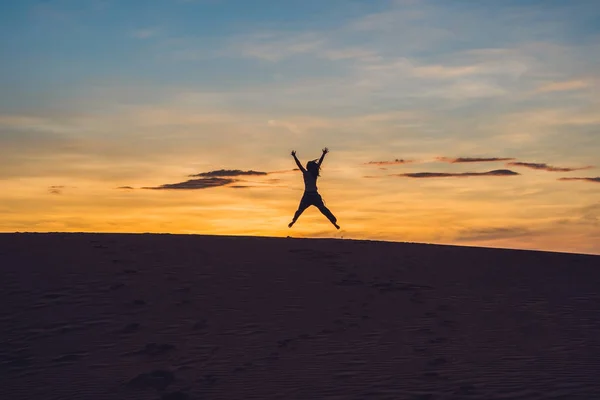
[1,233,599,399]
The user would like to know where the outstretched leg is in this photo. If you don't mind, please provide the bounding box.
[316,200,340,229]
[289,200,310,228]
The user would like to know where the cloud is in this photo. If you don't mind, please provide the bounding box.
[129,167,287,191]
[558,177,600,184]
[397,169,519,178]
[508,162,593,172]
[48,185,65,195]
[536,79,591,93]
[231,32,325,62]
[365,159,412,166]
[131,29,159,39]
[189,169,268,177]
[143,177,236,190]
[437,157,515,163]
[456,226,531,242]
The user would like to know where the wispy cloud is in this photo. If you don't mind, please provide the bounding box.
[230,32,325,62]
[189,169,268,177]
[364,159,412,166]
[117,186,134,190]
[456,226,531,242]
[143,177,236,190]
[48,185,65,195]
[536,79,592,93]
[131,28,159,39]
[31,3,72,22]
[397,169,519,178]
[508,162,593,172]
[437,157,515,163]
[138,168,282,190]
[558,177,600,183]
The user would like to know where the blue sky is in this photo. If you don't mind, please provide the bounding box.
[3,0,598,106]
[1,0,599,253]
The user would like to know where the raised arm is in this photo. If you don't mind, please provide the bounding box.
[291,150,306,172]
[318,147,329,165]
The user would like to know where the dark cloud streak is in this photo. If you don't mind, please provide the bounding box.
[365,159,412,166]
[397,169,519,178]
[558,177,600,183]
[437,157,515,163]
[456,226,530,242]
[133,167,294,191]
[143,177,236,190]
[48,185,65,195]
[508,162,593,172]
[189,169,268,177]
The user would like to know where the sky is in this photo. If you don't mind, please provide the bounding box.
[1,0,599,255]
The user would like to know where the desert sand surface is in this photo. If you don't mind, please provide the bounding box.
[1,233,599,400]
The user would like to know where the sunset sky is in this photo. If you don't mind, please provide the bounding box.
[1,0,599,254]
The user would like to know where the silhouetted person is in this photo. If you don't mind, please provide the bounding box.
[289,148,340,229]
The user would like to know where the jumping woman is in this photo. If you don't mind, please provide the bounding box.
[289,147,340,229]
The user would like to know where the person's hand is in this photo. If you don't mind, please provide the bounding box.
[322,147,329,154]
[291,150,296,157]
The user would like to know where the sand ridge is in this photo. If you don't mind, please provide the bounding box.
[1,233,599,399]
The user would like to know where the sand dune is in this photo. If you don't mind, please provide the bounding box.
[1,233,599,399]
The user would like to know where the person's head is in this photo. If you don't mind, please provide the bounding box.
[306,160,320,177]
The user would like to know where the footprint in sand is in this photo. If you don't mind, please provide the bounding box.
[335,277,365,286]
[122,268,138,275]
[412,394,435,400]
[193,319,208,330]
[439,319,456,328]
[421,371,440,380]
[410,293,425,304]
[127,369,175,391]
[453,384,476,396]
[288,248,338,261]
[52,352,86,363]
[199,374,218,386]
[2,353,33,373]
[43,292,65,299]
[124,343,176,357]
[416,327,434,335]
[241,362,255,370]
[115,323,140,334]
[161,391,190,400]
[238,351,279,370]
[109,283,125,291]
[428,337,448,344]
[277,338,295,348]
[427,357,448,367]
